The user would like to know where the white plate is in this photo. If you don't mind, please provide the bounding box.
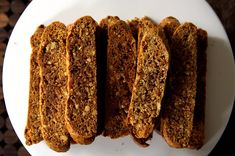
[3,0,235,155]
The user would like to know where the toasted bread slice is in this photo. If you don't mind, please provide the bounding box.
[127,25,170,139]
[161,23,198,148]
[25,25,45,145]
[103,20,137,138]
[128,17,158,145]
[99,16,120,137]
[38,22,70,152]
[188,28,207,149]
[159,16,180,43]
[65,16,98,145]
[100,16,120,30]
[154,17,180,132]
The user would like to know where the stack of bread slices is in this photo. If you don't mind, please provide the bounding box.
[24,16,207,152]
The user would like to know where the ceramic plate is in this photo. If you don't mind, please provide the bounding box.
[3,0,235,155]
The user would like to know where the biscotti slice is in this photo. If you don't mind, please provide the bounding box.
[161,23,198,148]
[159,16,180,43]
[154,17,180,132]
[127,25,170,139]
[128,17,160,145]
[65,16,98,145]
[188,28,207,149]
[103,20,137,138]
[24,25,45,145]
[38,22,70,152]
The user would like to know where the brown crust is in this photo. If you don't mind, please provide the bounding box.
[24,25,45,145]
[161,22,198,148]
[127,25,170,139]
[159,16,180,44]
[157,16,180,133]
[137,17,156,55]
[38,22,70,152]
[127,17,140,42]
[99,16,120,30]
[188,28,207,149]
[103,19,137,138]
[65,16,98,144]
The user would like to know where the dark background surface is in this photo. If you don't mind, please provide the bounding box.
[0,0,234,155]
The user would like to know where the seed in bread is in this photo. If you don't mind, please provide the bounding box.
[188,28,207,149]
[127,25,170,139]
[65,16,98,144]
[38,22,70,152]
[161,22,198,148]
[25,25,45,145]
[103,19,137,138]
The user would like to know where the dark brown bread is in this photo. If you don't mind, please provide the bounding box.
[99,16,120,136]
[156,17,180,132]
[159,16,180,43]
[103,20,137,138]
[188,28,207,149]
[38,22,70,152]
[127,17,140,42]
[25,25,44,145]
[65,16,98,144]
[99,16,120,31]
[127,25,170,139]
[128,17,156,146]
[161,22,198,148]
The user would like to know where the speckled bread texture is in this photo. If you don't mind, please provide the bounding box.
[38,22,70,152]
[127,18,152,147]
[161,22,198,148]
[127,24,170,139]
[100,16,120,30]
[103,19,137,138]
[188,28,207,149]
[157,16,181,132]
[128,17,170,145]
[25,25,45,145]
[65,16,98,145]
[137,17,156,53]
[99,16,120,137]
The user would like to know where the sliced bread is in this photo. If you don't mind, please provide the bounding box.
[127,25,170,139]
[103,20,137,138]
[160,22,198,148]
[65,16,98,144]
[159,16,180,43]
[38,22,70,152]
[25,25,45,145]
